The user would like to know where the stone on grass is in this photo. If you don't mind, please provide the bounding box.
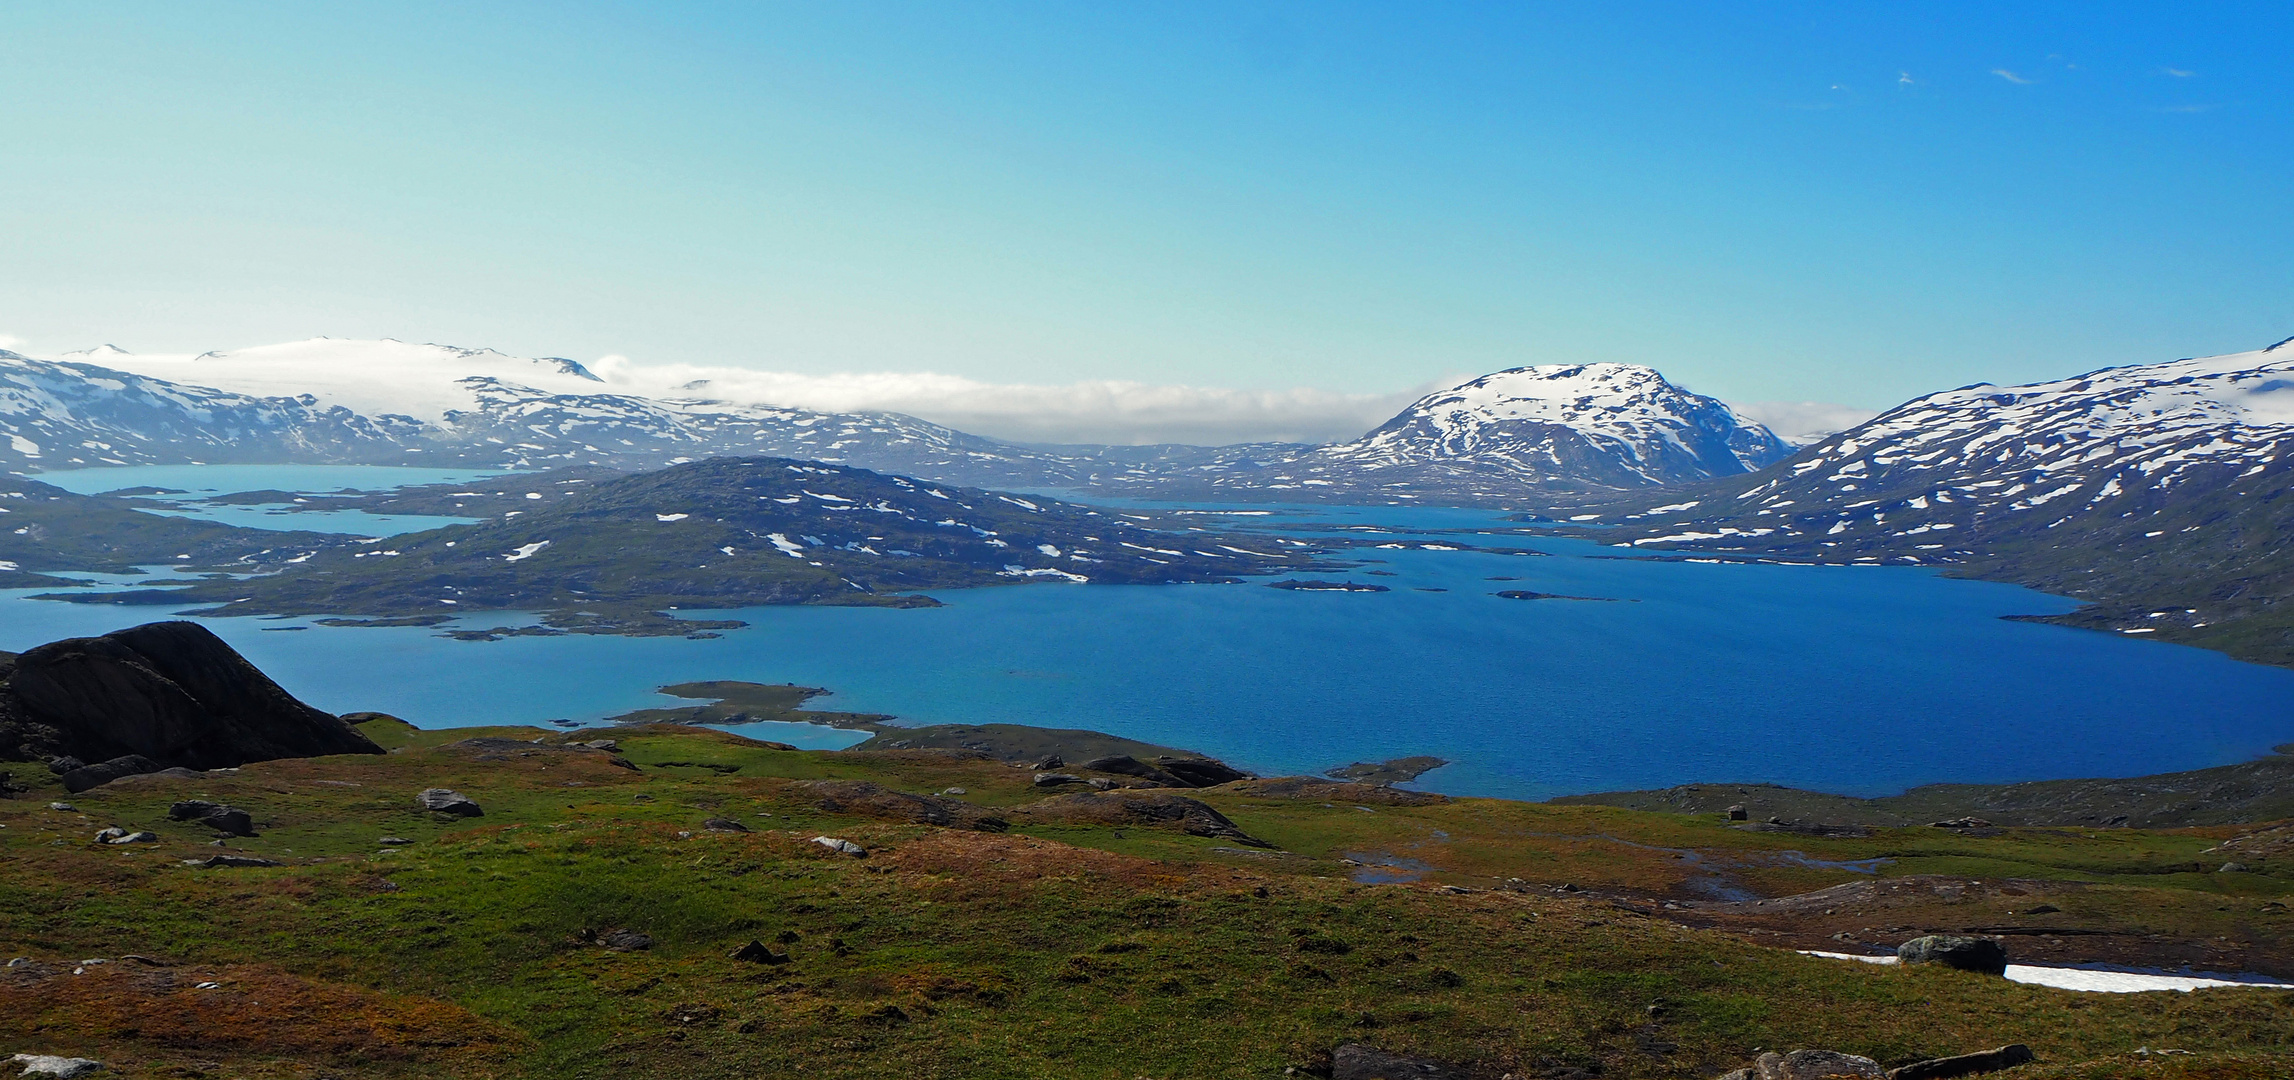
[702,818,750,833]
[1031,773,1084,787]
[602,930,652,951]
[60,755,164,794]
[1748,1049,1884,1079]
[729,940,790,964]
[417,788,483,816]
[1331,1043,1466,1080]
[1897,935,2008,975]
[48,802,74,813]
[169,800,255,836]
[1889,1044,2035,1080]
[185,855,283,868]
[811,836,865,856]
[7,1055,105,1078]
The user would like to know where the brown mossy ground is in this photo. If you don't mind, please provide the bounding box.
[0,721,2287,1078]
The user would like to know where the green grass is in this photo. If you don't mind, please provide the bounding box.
[2,724,2289,1079]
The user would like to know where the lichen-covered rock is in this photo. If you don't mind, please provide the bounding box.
[418,788,483,816]
[8,1054,106,1078]
[1753,1048,1885,1079]
[1897,934,2009,975]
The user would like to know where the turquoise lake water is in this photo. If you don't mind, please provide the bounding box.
[8,465,2291,799]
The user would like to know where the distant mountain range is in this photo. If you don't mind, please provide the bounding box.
[1,339,1790,502]
[1584,337,2294,667]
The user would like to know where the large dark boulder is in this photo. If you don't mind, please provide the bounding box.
[0,621,381,770]
[60,754,165,794]
[1897,934,2009,975]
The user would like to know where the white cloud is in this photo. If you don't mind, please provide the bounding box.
[585,356,1430,446]
[2162,67,2196,78]
[1733,400,1882,444]
[0,333,24,352]
[1991,69,2034,85]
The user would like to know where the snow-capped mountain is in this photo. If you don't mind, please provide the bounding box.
[1322,364,1790,484]
[5,341,1127,487]
[3,339,1787,504]
[1123,364,1792,502]
[1592,337,2294,665]
[0,350,424,467]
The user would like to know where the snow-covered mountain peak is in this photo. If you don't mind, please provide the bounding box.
[1871,341,2294,442]
[1310,362,1791,488]
[88,338,615,424]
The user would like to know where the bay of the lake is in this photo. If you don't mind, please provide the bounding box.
[7,465,2290,800]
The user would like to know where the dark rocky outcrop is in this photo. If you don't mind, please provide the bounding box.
[1888,1044,2034,1080]
[1717,1049,1886,1080]
[1078,754,1182,785]
[418,788,484,817]
[1228,777,1449,806]
[1330,1043,1468,1080]
[0,621,382,771]
[729,940,790,964]
[60,754,165,794]
[1013,791,1273,848]
[187,854,283,869]
[169,799,256,836]
[801,780,1009,832]
[1897,935,2008,975]
[1154,756,1250,787]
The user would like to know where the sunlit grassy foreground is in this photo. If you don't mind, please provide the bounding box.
[1,720,2287,1079]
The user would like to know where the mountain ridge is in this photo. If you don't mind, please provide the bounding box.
[4,341,1795,503]
[1575,337,2294,668]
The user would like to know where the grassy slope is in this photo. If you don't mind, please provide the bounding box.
[2,723,2289,1078]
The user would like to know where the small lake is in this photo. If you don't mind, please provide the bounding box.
[6,465,2291,799]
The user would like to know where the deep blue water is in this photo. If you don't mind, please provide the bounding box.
[5,466,2290,799]
[31,464,496,535]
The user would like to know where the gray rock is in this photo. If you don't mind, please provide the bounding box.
[417,788,483,816]
[1153,756,1250,786]
[1725,804,1748,821]
[729,939,790,964]
[1030,755,1064,770]
[46,757,87,775]
[8,1054,105,1078]
[1888,1044,2035,1080]
[2219,862,2248,874]
[378,836,413,845]
[186,854,282,868]
[702,817,750,833]
[602,929,652,951]
[49,802,75,812]
[104,831,158,845]
[1897,934,2008,975]
[92,827,127,843]
[811,836,865,856]
[1078,754,1180,784]
[1032,772,1085,787]
[60,754,164,794]
[168,800,254,836]
[1331,1043,1467,1080]
[1753,1049,1885,1080]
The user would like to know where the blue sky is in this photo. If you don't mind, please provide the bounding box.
[2,1,2288,433]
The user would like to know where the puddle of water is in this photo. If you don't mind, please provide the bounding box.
[1342,851,1434,884]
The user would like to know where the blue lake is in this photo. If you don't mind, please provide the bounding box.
[5,465,2290,800]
